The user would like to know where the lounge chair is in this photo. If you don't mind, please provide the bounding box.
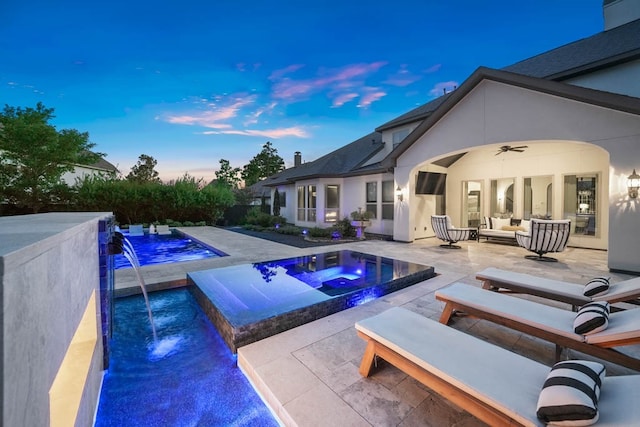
[431,215,475,249]
[128,224,144,236]
[356,307,640,426]
[476,267,640,310]
[515,219,571,262]
[435,283,640,371]
[156,225,171,235]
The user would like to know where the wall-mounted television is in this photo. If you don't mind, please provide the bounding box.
[415,172,446,195]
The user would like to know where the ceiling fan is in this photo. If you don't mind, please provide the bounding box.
[495,145,528,155]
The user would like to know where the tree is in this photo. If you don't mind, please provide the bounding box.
[126,154,160,183]
[273,189,281,216]
[215,159,241,189]
[0,102,101,213]
[241,141,285,186]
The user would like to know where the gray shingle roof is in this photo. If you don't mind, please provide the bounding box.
[262,132,385,186]
[503,18,640,80]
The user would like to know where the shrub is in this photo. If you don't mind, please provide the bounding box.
[333,217,356,238]
[308,227,331,238]
[183,221,195,227]
[276,225,302,235]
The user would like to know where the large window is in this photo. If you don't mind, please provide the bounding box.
[564,174,598,236]
[381,180,394,220]
[297,185,316,221]
[365,182,377,219]
[523,176,552,219]
[490,178,514,217]
[325,184,339,222]
[392,129,410,148]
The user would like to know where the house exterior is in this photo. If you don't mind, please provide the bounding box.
[262,0,640,274]
[61,156,119,185]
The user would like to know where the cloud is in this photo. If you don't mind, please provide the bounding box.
[165,94,256,128]
[270,62,388,102]
[357,89,387,107]
[201,126,310,139]
[243,102,278,126]
[383,64,421,87]
[429,80,459,97]
[269,64,305,81]
[331,93,359,107]
[424,64,442,73]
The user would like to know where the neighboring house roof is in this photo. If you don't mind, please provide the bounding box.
[381,66,640,169]
[88,156,118,173]
[377,18,640,133]
[262,132,385,187]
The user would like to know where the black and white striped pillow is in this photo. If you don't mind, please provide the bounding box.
[583,277,610,297]
[536,360,606,426]
[573,301,609,335]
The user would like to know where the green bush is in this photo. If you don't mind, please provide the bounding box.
[308,227,331,238]
[333,217,356,238]
[275,225,301,235]
[183,221,195,227]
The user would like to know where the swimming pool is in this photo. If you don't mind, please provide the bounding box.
[188,250,435,352]
[95,288,278,426]
[114,230,226,269]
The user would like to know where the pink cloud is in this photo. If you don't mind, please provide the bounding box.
[384,64,421,87]
[201,126,310,139]
[331,93,359,107]
[165,94,256,128]
[429,80,459,97]
[357,88,387,108]
[269,64,305,80]
[270,62,388,101]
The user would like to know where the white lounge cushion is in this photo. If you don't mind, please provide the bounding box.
[520,219,531,231]
[536,360,605,426]
[574,302,610,335]
[583,277,610,297]
[493,217,511,229]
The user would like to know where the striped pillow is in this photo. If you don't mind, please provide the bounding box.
[573,302,609,335]
[536,360,606,426]
[583,277,610,297]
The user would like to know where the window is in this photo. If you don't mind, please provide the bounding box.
[490,178,514,217]
[365,182,377,219]
[392,129,410,148]
[563,174,598,236]
[381,180,394,220]
[297,185,317,221]
[523,176,552,220]
[280,191,286,207]
[325,184,339,222]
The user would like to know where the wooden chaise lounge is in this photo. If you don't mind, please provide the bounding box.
[435,283,640,371]
[355,307,640,426]
[476,267,640,310]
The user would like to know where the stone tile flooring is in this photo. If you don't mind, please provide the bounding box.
[116,227,640,426]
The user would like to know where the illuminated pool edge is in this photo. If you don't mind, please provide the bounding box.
[188,252,436,353]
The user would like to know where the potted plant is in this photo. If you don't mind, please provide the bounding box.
[350,208,372,239]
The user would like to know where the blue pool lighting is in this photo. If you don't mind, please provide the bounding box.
[114,230,226,269]
[95,288,278,426]
[189,250,435,352]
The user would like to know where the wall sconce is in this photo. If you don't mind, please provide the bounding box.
[396,186,403,202]
[628,169,640,199]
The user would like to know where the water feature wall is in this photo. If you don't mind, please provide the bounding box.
[0,212,114,427]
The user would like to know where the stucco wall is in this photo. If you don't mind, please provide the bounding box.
[393,80,640,272]
[566,60,640,98]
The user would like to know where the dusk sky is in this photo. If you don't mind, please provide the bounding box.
[2,1,604,182]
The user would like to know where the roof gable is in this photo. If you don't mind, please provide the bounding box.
[382,66,640,168]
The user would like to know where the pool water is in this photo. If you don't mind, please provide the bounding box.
[114,231,226,269]
[95,288,279,426]
[189,250,435,352]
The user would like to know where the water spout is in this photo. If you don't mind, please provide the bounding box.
[113,230,158,340]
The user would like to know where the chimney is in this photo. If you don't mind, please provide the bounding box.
[294,151,302,167]
[603,0,640,30]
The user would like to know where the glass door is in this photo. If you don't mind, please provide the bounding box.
[462,180,482,227]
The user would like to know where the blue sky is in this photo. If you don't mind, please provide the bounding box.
[1,1,604,182]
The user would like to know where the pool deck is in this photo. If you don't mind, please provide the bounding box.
[115,226,640,427]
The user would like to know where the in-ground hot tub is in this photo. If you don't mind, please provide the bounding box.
[188,250,435,352]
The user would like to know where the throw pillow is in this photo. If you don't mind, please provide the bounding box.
[501,225,525,231]
[493,217,511,229]
[536,360,605,426]
[573,302,609,335]
[520,219,530,231]
[583,277,610,298]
